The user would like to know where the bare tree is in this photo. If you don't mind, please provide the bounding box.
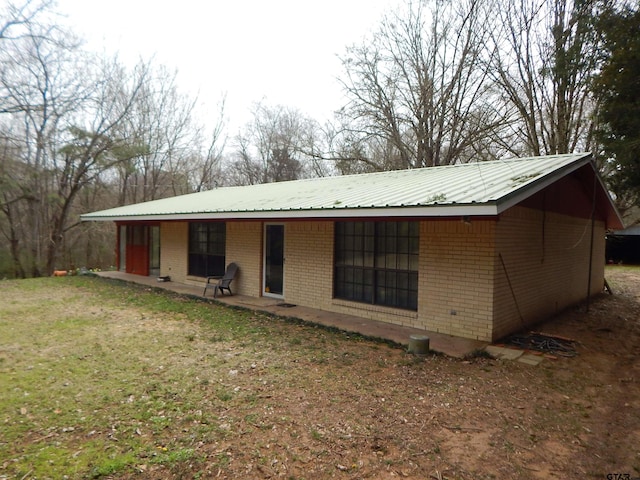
[41,56,149,275]
[0,0,54,41]
[227,103,319,185]
[486,0,602,156]
[0,0,53,277]
[0,3,150,276]
[0,132,29,277]
[110,65,229,201]
[336,0,503,170]
[0,8,87,276]
[113,64,198,204]
[0,0,230,277]
[189,96,227,192]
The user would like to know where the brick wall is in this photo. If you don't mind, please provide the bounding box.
[418,219,496,341]
[160,221,187,282]
[158,210,605,343]
[284,222,333,309]
[226,222,262,296]
[493,206,605,340]
[159,220,263,296]
[283,221,419,326]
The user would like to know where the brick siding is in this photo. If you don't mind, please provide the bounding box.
[159,221,263,295]
[157,208,605,342]
[226,222,262,296]
[160,221,187,282]
[284,221,334,309]
[418,219,496,341]
[493,206,605,340]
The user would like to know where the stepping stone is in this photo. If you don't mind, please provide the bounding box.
[517,353,544,366]
[485,345,524,360]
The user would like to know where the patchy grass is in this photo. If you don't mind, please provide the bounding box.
[0,277,262,478]
[605,264,640,296]
[0,271,639,479]
[0,277,381,478]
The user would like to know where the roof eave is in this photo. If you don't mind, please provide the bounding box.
[80,203,500,222]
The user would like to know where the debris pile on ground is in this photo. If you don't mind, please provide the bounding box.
[504,332,577,356]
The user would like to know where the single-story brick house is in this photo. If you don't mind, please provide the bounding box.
[81,153,622,342]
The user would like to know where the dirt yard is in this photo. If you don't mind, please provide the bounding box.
[1,267,639,479]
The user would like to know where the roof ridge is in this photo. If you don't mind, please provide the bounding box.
[246,153,592,187]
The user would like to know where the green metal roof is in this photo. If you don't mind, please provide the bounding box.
[81,153,622,228]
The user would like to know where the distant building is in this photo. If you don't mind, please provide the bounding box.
[607,225,640,264]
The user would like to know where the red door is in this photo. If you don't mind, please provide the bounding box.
[125,225,149,275]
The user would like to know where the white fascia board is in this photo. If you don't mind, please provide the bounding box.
[80,203,499,222]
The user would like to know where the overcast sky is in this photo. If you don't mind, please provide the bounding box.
[56,0,400,131]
